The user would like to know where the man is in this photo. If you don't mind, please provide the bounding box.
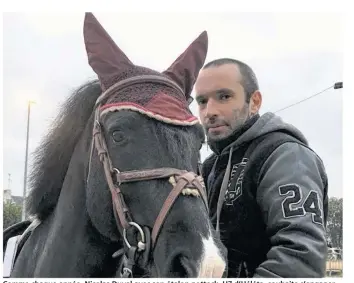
[195,58,328,278]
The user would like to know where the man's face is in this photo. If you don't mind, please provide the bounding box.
[195,64,250,142]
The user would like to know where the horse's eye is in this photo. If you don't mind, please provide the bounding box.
[112,131,125,143]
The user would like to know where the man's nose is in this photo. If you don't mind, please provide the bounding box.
[204,99,219,119]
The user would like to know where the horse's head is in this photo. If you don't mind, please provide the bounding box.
[83,13,226,277]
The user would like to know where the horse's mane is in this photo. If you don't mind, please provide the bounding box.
[26,79,102,220]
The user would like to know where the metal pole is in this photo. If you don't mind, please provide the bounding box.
[22,101,31,221]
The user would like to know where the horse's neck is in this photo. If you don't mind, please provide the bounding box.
[32,160,116,277]
[28,127,121,277]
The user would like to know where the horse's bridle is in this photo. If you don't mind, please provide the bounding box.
[88,75,208,277]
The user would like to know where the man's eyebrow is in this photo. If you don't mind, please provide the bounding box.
[196,88,234,98]
[215,88,234,94]
[195,91,208,99]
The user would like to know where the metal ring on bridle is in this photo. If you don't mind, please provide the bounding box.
[112,168,121,185]
[123,222,146,251]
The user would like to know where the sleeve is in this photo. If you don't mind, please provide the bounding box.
[252,142,328,278]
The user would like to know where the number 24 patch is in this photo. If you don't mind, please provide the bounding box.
[279,184,323,225]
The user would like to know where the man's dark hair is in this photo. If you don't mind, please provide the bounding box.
[203,58,259,103]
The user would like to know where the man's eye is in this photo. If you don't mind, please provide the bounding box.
[197,99,207,105]
[220,93,231,100]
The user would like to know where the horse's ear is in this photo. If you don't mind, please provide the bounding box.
[163,31,208,99]
[83,13,133,86]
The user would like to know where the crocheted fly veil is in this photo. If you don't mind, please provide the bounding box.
[83,13,208,126]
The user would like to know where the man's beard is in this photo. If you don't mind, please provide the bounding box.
[205,104,250,142]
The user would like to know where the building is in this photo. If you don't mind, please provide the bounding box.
[3,188,23,206]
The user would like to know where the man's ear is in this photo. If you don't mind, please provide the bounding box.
[249,90,262,114]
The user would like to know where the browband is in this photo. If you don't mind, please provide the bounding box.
[95,75,185,107]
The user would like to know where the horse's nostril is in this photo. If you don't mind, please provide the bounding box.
[168,253,197,278]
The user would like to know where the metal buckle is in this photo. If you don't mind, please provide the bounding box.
[112,168,122,185]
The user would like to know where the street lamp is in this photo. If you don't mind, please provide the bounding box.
[22,100,36,221]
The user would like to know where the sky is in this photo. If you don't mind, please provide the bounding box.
[2,12,343,198]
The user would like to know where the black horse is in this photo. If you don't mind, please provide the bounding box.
[4,13,227,278]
